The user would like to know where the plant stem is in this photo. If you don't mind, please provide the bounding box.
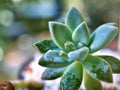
[11,80,44,90]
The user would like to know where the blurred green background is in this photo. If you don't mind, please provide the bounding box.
[0,0,120,81]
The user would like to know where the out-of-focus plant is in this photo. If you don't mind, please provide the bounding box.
[0,0,66,37]
[33,6,120,90]
[82,0,120,29]
[10,0,66,34]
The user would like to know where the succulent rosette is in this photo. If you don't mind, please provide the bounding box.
[33,6,120,90]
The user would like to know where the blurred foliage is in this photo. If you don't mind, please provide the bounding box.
[0,0,66,54]
[82,0,120,29]
[0,0,66,40]
[0,0,66,80]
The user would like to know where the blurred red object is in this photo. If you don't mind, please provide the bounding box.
[0,81,15,90]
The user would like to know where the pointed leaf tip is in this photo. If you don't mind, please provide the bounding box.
[89,24,118,52]
[33,39,59,53]
[98,55,120,73]
[42,67,66,80]
[65,6,85,31]
[60,61,83,90]
[49,21,72,49]
[83,55,113,83]
[72,22,90,45]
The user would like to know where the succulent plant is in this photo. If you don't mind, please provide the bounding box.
[33,6,120,90]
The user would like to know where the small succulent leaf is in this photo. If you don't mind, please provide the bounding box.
[59,51,68,60]
[60,61,83,90]
[33,39,59,53]
[98,55,120,73]
[41,67,66,80]
[65,6,85,31]
[82,55,113,83]
[49,21,72,49]
[72,22,90,45]
[77,42,84,48]
[84,71,103,90]
[68,47,89,61]
[89,24,118,52]
[64,41,76,51]
[39,50,73,68]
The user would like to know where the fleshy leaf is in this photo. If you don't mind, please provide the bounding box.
[68,47,89,61]
[65,6,84,31]
[89,24,118,52]
[64,41,76,52]
[98,55,120,73]
[33,39,59,53]
[42,67,66,80]
[39,50,73,68]
[49,21,72,49]
[60,61,83,90]
[82,55,113,82]
[84,71,102,90]
[77,42,84,48]
[72,22,90,45]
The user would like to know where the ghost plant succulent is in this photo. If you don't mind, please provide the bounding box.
[33,6,120,90]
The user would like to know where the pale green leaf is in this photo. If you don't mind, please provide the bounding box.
[68,47,89,61]
[72,22,90,45]
[60,61,83,90]
[84,71,103,90]
[64,41,76,51]
[89,24,118,52]
[77,42,84,48]
[82,55,113,83]
[49,21,72,49]
[33,39,59,53]
[39,50,73,68]
[65,6,84,31]
[42,67,66,80]
[98,55,120,73]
